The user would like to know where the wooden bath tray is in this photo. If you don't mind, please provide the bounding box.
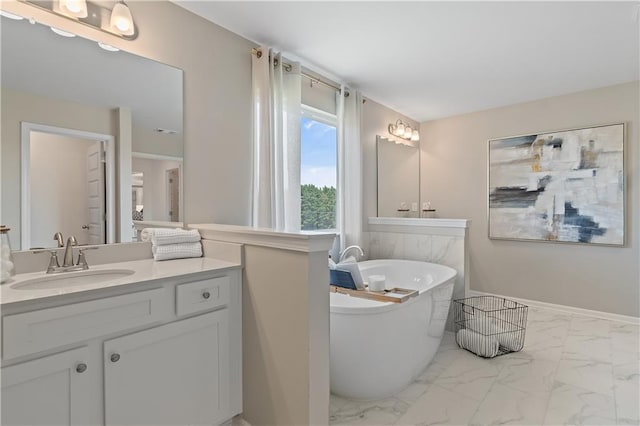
[330,285,418,303]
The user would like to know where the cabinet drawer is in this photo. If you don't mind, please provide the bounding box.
[3,288,169,360]
[176,276,230,316]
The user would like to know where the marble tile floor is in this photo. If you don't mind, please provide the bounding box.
[330,307,639,426]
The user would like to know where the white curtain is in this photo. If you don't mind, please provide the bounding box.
[336,86,363,251]
[251,47,302,231]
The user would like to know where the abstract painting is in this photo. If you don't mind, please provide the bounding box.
[488,123,624,245]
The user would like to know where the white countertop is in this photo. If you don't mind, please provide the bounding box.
[1,257,241,306]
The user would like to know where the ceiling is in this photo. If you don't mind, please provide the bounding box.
[1,16,183,134]
[175,1,639,122]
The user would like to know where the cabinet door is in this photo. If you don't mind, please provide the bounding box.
[104,309,230,426]
[1,347,93,426]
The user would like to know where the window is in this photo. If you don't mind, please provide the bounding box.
[300,106,337,230]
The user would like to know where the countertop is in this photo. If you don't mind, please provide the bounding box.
[0,257,241,306]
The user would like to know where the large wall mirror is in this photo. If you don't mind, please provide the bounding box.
[1,16,183,250]
[376,135,420,217]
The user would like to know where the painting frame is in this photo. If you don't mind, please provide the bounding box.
[486,122,628,247]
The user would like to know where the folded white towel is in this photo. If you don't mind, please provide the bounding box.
[456,328,499,358]
[151,228,201,246]
[465,317,523,352]
[152,242,202,261]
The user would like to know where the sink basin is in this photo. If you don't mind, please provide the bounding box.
[11,269,135,290]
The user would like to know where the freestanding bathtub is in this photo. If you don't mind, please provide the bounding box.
[330,259,456,400]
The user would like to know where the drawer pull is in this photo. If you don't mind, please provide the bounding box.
[76,363,87,373]
[202,291,211,300]
[110,353,121,363]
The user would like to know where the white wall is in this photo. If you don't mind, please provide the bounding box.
[132,125,182,158]
[420,81,639,317]
[29,132,94,248]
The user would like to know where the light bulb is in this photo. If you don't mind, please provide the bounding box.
[50,27,76,37]
[60,0,88,18]
[98,42,120,52]
[404,126,413,139]
[111,2,134,35]
[396,122,405,137]
[411,130,420,141]
[0,10,24,20]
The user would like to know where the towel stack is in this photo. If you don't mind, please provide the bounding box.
[456,316,522,357]
[141,228,202,261]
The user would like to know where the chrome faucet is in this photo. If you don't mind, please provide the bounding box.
[338,245,364,263]
[53,232,64,248]
[63,236,77,267]
[33,236,98,274]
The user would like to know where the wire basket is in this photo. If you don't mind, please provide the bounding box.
[453,296,528,358]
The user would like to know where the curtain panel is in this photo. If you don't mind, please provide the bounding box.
[337,87,363,251]
[251,47,302,232]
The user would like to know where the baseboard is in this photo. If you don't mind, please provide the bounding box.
[468,290,640,325]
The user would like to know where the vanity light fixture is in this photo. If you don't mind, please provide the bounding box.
[59,0,88,18]
[22,0,138,40]
[389,119,420,142]
[110,1,134,36]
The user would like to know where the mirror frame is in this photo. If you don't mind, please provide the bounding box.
[20,122,117,249]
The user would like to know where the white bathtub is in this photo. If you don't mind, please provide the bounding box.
[330,259,456,400]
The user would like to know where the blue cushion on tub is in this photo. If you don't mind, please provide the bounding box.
[330,269,358,290]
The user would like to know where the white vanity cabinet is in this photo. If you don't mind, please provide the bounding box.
[1,266,242,426]
[104,310,230,426]
[1,347,94,425]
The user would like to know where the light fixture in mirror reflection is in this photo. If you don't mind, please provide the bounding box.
[1,12,184,250]
[376,135,420,218]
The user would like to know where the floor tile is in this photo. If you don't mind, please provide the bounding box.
[394,384,480,426]
[330,397,408,425]
[569,316,612,337]
[555,358,614,396]
[469,382,549,426]
[434,351,502,401]
[543,381,616,426]
[395,381,430,404]
[614,379,640,425]
[495,357,558,393]
[562,334,612,362]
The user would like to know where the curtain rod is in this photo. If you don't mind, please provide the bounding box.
[252,48,343,94]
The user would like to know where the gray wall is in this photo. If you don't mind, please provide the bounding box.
[420,81,639,317]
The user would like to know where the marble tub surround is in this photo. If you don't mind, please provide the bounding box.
[330,305,639,426]
[366,217,469,330]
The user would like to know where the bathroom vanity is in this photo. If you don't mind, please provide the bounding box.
[0,257,242,426]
